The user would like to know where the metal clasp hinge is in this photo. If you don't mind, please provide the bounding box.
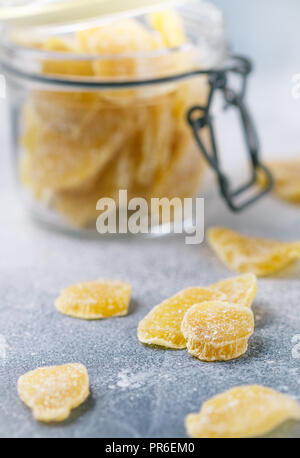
[187,56,273,212]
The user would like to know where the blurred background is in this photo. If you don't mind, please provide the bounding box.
[211,0,300,158]
[213,0,299,76]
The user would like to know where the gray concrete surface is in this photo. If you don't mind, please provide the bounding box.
[0,0,300,438]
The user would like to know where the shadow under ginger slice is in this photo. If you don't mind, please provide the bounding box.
[55,280,131,319]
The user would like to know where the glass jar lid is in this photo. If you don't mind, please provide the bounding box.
[0,0,228,84]
[0,0,180,27]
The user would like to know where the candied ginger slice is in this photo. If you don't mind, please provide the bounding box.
[137,288,225,349]
[52,145,134,227]
[77,19,162,80]
[55,280,131,319]
[150,124,205,200]
[21,105,126,192]
[207,227,300,277]
[258,158,300,204]
[17,363,89,422]
[209,274,257,308]
[41,37,94,77]
[77,19,160,55]
[149,9,187,48]
[186,385,300,438]
[181,301,254,361]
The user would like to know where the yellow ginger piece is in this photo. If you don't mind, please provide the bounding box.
[148,10,193,81]
[41,37,94,77]
[30,90,102,137]
[151,124,205,200]
[78,19,161,55]
[77,19,171,103]
[181,301,254,361]
[149,9,187,48]
[258,158,300,204]
[55,280,131,320]
[172,78,208,121]
[138,288,225,349]
[17,363,89,422]
[209,274,257,308]
[22,125,124,193]
[135,97,174,186]
[186,385,300,438]
[77,19,162,78]
[138,273,257,349]
[207,227,300,277]
[52,135,139,227]
[43,37,73,52]
[21,105,127,192]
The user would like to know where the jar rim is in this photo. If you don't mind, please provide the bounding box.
[0,28,193,61]
[0,0,229,87]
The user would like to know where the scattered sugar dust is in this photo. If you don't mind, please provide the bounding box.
[108,369,175,391]
[0,334,7,364]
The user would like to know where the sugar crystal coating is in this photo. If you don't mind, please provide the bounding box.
[181,301,254,361]
[138,288,225,349]
[148,9,188,48]
[209,273,257,308]
[17,363,89,422]
[138,273,257,350]
[55,280,131,319]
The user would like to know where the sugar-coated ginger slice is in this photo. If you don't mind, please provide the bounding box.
[150,124,205,200]
[207,227,300,277]
[17,363,89,422]
[137,288,225,349]
[186,385,300,438]
[52,137,137,227]
[149,9,187,48]
[21,105,127,192]
[147,10,193,82]
[181,301,254,361]
[77,19,161,56]
[77,19,162,80]
[209,274,257,308]
[55,280,131,319]
[258,158,300,204]
[41,37,94,77]
[137,273,257,349]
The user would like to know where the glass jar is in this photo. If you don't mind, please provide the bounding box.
[0,1,231,233]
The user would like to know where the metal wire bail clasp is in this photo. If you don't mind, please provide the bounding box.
[187,56,273,212]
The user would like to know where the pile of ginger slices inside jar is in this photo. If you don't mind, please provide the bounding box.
[19,9,207,228]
